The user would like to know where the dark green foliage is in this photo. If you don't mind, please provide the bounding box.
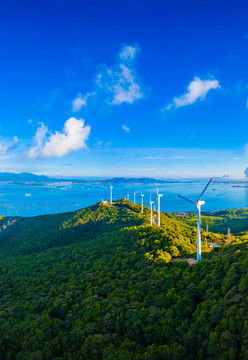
[0,200,196,260]
[178,208,248,235]
[0,201,144,257]
[1,201,248,359]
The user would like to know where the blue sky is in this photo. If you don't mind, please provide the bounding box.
[0,0,248,178]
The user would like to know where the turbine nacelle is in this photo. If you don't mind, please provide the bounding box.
[156,191,163,227]
[156,187,163,199]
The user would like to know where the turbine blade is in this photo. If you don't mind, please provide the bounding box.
[177,194,195,204]
[197,178,213,202]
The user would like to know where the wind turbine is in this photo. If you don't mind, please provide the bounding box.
[141,190,144,215]
[127,194,129,200]
[156,189,163,227]
[133,190,140,204]
[177,178,213,262]
[150,192,154,225]
[110,183,113,204]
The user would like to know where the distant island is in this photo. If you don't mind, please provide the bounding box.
[0,173,193,185]
[0,172,246,185]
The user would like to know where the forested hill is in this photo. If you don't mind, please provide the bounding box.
[1,201,248,359]
[0,200,196,258]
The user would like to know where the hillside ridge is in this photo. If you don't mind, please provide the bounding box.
[0,199,196,260]
[1,201,248,359]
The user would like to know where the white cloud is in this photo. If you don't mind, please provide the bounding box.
[28,118,91,158]
[72,95,86,112]
[42,118,91,157]
[28,122,48,159]
[72,92,95,112]
[112,64,142,104]
[72,44,144,112]
[71,44,143,109]
[119,44,139,61]
[166,77,220,110]
[144,156,195,160]
[122,124,130,132]
[94,141,112,150]
[96,44,143,105]
[0,135,19,157]
[0,143,10,156]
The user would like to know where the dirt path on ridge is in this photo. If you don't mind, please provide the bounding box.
[174,257,197,265]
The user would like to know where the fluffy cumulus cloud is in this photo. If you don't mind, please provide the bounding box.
[28,118,91,158]
[96,44,143,105]
[165,77,220,110]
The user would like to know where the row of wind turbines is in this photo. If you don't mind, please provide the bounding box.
[109,178,213,262]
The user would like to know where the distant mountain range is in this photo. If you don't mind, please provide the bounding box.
[0,172,56,183]
[0,173,178,184]
[101,177,173,184]
[0,172,245,185]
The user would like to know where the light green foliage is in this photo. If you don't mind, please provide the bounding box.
[155,249,172,263]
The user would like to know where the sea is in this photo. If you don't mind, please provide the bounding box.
[0,181,247,217]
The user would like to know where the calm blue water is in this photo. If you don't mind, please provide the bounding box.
[0,181,247,217]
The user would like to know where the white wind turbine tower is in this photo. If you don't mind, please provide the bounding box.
[127,194,129,200]
[133,191,140,204]
[141,190,144,215]
[150,192,154,225]
[177,178,212,262]
[156,188,163,227]
[110,183,113,204]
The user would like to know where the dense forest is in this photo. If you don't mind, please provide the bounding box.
[1,200,248,359]
[177,208,248,235]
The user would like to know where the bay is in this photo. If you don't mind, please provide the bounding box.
[0,181,247,217]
